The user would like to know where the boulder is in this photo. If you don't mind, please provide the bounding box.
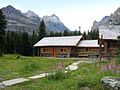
[0,83,6,88]
[101,76,120,90]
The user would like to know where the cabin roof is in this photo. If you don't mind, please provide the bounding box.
[99,25,120,40]
[77,40,100,47]
[34,36,82,47]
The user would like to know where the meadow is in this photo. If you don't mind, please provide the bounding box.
[0,54,74,80]
[0,55,120,90]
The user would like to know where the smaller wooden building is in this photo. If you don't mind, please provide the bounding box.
[76,40,102,57]
[99,25,120,58]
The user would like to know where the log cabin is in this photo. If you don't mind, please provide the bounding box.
[34,36,102,58]
[34,36,83,58]
[99,25,120,59]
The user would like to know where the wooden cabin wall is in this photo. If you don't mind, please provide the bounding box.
[39,47,72,58]
[102,40,120,57]
[71,47,78,57]
[38,47,101,58]
[76,47,100,57]
[56,47,72,58]
[40,47,53,57]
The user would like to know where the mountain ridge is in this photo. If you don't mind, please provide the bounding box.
[1,5,70,33]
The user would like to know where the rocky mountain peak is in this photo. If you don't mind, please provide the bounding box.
[3,5,21,13]
[51,14,57,17]
[6,5,15,10]
[6,5,14,9]
[26,10,39,18]
[43,14,60,23]
[116,7,120,12]
[42,14,69,32]
[93,20,97,24]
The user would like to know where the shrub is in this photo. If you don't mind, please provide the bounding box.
[77,78,89,87]
[47,71,67,81]
[77,78,97,88]
[116,36,120,64]
[23,61,39,73]
[0,50,3,57]
[16,54,21,60]
[116,56,120,65]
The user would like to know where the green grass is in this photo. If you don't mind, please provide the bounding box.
[0,54,74,80]
[47,71,68,81]
[4,60,120,90]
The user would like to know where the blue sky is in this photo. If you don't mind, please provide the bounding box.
[0,0,120,32]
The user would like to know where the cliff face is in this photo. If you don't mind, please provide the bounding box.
[91,7,120,30]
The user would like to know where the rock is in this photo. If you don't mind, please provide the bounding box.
[65,65,78,71]
[0,83,6,88]
[101,76,120,90]
[2,78,29,87]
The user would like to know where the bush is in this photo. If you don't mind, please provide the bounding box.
[117,36,120,64]
[0,50,3,57]
[47,71,67,81]
[116,56,120,65]
[77,78,89,87]
[23,61,39,73]
[16,54,21,60]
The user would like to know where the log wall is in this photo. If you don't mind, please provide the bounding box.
[76,47,100,57]
[39,47,72,58]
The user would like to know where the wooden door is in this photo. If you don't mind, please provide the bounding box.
[52,48,56,57]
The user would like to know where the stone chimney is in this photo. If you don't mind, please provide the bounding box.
[109,20,113,28]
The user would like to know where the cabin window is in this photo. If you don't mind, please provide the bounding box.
[86,48,88,51]
[60,48,67,52]
[64,49,67,52]
[61,49,63,52]
[43,48,49,52]
[43,49,46,51]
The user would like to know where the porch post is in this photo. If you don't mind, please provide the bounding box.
[99,35,103,61]
[37,47,40,56]
[107,41,111,60]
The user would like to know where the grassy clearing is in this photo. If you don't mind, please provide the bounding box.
[0,54,74,80]
[4,60,120,90]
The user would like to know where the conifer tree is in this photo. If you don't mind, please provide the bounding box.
[63,30,68,36]
[73,30,78,35]
[31,31,37,56]
[78,30,82,35]
[21,32,32,56]
[38,19,46,40]
[0,9,7,56]
[83,31,87,40]
[5,30,12,53]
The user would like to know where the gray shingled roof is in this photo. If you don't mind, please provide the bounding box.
[34,36,82,47]
[99,25,120,40]
[77,40,100,47]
